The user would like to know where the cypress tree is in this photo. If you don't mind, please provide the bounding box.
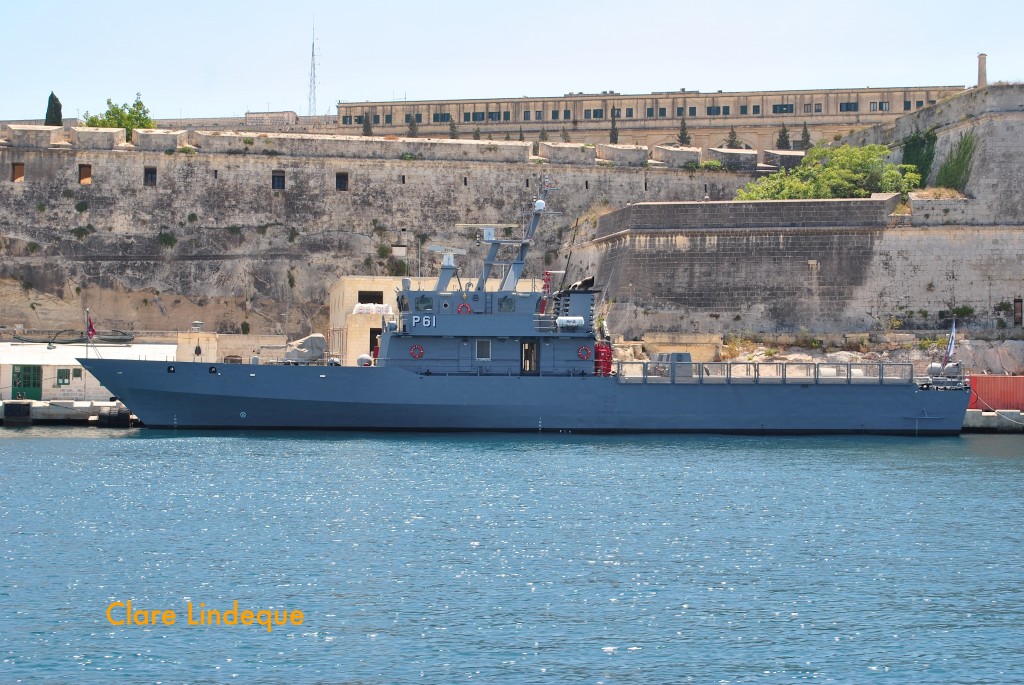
[776,124,790,150]
[407,114,418,138]
[362,113,373,136]
[800,122,811,150]
[44,92,62,126]
[726,126,741,149]
[677,117,691,146]
[609,112,618,144]
[449,121,459,139]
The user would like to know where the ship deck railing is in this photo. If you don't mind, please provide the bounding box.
[614,361,917,385]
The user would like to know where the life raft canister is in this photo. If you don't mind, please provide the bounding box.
[409,344,425,359]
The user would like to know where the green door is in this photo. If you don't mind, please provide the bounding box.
[12,365,42,400]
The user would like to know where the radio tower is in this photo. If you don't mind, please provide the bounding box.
[307,20,318,116]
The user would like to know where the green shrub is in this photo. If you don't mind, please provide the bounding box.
[158,231,177,248]
[935,131,975,192]
[901,127,937,183]
[69,225,96,239]
[75,201,88,212]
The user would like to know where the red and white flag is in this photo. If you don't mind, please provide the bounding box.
[87,315,97,340]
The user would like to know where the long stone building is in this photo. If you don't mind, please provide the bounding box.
[333,84,964,153]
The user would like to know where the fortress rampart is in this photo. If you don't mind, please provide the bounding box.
[579,198,1024,338]
[0,129,748,336]
[1,83,1023,342]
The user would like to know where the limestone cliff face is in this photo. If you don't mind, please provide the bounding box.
[0,138,746,336]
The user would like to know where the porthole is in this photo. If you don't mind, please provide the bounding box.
[167,365,175,373]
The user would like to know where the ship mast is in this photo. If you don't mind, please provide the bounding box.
[462,177,558,292]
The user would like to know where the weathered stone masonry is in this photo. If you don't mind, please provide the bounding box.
[579,197,1024,338]
[0,129,748,335]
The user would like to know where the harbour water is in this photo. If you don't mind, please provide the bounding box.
[2,428,1022,684]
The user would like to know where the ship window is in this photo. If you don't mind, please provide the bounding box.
[475,340,491,360]
[57,368,71,385]
[497,296,516,312]
[397,295,409,312]
[414,295,433,311]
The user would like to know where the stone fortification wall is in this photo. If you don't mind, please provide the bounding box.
[594,195,899,239]
[652,146,701,168]
[192,131,532,163]
[846,84,1024,225]
[0,135,750,336]
[578,200,1024,339]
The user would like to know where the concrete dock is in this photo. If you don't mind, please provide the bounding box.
[1,400,135,427]
[962,408,1024,433]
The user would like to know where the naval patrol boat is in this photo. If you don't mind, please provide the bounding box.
[80,180,970,434]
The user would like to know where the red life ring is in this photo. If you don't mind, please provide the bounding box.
[409,344,424,359]
[457,303,472,315]
[578,346,592,360]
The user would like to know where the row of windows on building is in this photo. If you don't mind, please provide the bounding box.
[341,99,939,126]
[12,166,558,191]
[9,163,353,191]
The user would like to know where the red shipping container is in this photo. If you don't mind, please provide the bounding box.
[969,375,1024,411]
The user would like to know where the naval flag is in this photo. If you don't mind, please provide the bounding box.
[87,315,96,340]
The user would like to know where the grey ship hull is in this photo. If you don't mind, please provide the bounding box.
[80,358,969,435]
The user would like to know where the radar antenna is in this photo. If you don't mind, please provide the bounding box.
[427,246,468,291]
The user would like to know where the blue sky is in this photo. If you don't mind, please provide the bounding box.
[3,0,1019,121]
